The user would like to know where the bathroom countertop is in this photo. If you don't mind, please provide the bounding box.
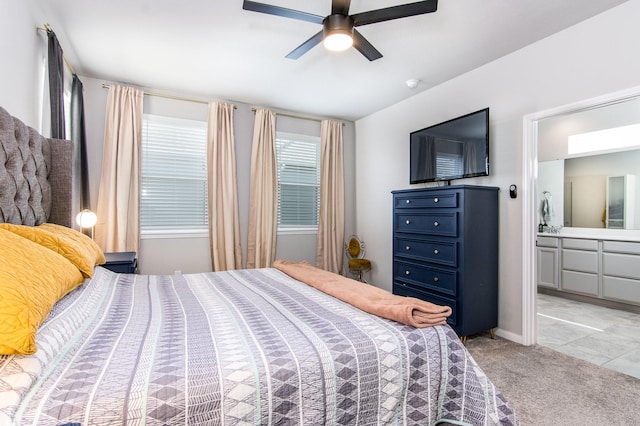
[537,228,640,242]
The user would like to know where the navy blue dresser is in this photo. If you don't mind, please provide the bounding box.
[392,185,499,341]
[103,251,138,274]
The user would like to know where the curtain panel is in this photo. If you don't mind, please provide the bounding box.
[95,85,143,252]
[247,108,277,269]
[316,120,345,274]
[207,102,242,271]
[71,75,90,210]
[47,30,65,140]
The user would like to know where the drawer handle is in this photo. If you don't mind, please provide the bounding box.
[405,270,411,275]
[406,199,411,204]
[433,276,439,282]
[433,197,439,203]
[406,220,411,225]
[405,245,411,251]
[433,221,439,227]
[434,249,439,255]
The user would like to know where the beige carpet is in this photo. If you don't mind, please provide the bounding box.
[465,334,640,425]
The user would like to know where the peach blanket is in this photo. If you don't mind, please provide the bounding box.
[273,260,452,328]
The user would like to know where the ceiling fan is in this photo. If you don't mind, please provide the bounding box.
[242,0,438,61]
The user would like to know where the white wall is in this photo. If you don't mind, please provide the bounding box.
[0,0,46,127]
[354,0,640,340]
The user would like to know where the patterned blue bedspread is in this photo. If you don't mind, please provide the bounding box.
[0,267,517,425]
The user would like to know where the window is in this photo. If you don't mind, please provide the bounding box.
[141,114,208,235]
[436,152,463,179]
[63,67,73,139]
[276,132,320,233]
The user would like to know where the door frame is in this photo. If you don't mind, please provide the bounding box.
[521,85,640,346]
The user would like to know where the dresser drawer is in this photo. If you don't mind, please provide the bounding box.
[537,236,559,248]
[561,270,598,296]
[602,276,640,305]
[562,249,598,273]
[602,241,640,255]
[395,212,457,237]
[394,192,458,209]
[394,237,457,267]
[393,283,458,326]
[603,253,640,280]
[562,238,598,251]
[394,260,457,296]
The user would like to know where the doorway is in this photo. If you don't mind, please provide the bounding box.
[522,85,640,346]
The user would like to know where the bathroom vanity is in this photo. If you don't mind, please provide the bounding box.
[537,230,640,310]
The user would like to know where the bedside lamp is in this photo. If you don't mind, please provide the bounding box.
[76,209,97,239]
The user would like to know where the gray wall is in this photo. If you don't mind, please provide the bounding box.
[354,0,640,342]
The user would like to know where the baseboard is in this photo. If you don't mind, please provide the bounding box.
[494,328,524,345]
[538,287,640,314]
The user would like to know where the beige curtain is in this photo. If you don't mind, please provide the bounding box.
[95,85,143,253]
[316,120,345,273]
[247,109,278,269]
[207,102,242,271]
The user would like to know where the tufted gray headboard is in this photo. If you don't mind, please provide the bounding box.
[0,106,73,227]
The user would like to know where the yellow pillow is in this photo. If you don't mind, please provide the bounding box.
[0,223,105,278]
[0,228,84,355]
[39,223,106,268]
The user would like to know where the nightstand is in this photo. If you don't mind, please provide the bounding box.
[103,251,138,274]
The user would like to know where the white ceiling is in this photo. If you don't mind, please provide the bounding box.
[35,0,628,121]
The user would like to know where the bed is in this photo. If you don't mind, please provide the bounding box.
[0,105,518,425]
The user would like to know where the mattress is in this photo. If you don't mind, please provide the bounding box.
[0,267,517,425]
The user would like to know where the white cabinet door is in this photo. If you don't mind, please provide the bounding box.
[537,247,559,289]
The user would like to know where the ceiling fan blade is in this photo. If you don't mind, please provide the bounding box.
[243,0,324,25]
[332,0,351,16]
[351,0,438,26]
[352,29,383,61]
[285,30,324,59]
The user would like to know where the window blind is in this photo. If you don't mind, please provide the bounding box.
[141,114,208,233]
[276,133,320,230]
[437,152,463,180]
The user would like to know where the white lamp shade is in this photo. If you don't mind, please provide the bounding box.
[323,33,353,51]
[76,209,97,228]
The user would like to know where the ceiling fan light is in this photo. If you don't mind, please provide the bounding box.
[324,32,353,51]
[322,14,354,52]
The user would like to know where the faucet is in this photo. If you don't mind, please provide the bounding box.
[547,225,563,234]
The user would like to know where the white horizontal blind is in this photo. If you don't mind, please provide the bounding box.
[141,114,208,233]
[437,152,463,179]
[276,132,320,230]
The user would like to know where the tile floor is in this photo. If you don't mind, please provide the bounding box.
[537,293,640,379]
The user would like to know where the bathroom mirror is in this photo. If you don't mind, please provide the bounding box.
[537,96,640,230]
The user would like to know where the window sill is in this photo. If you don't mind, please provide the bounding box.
[277,227,318,236]
[140,228,316,238]
[141,229,208,239]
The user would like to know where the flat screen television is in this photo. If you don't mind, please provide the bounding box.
[410,108,489,184]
